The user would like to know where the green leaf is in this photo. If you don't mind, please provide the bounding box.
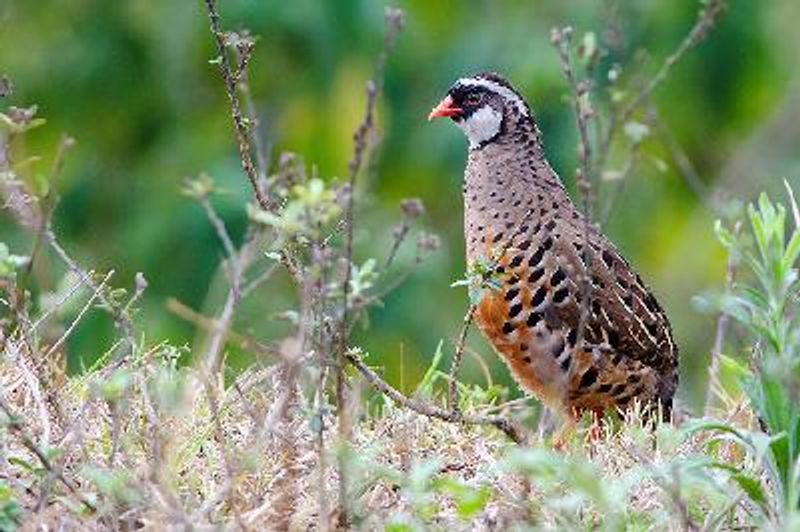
[416,340,444,396]
[730,472,769,507]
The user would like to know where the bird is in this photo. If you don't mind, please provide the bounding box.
[428,72,678,420]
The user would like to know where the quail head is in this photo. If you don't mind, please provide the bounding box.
[429,72,678,418]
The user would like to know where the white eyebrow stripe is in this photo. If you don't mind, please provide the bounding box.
[457,78,529,117]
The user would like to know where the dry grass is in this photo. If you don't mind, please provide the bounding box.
[0,345,757,530]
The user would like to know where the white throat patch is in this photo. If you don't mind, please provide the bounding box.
[456,104,503,149]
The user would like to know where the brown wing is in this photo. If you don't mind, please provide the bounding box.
[535,217,678,384]
[500,214,677,380]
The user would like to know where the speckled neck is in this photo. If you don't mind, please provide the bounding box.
[463,116,570,265]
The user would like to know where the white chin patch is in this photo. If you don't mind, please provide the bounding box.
[456,105,502,149]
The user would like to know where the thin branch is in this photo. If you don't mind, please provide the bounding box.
[596,0,727,174]
[647,102,711,207]
[551,26,595,348]
[447,305,475,412]
[0,395,97,513]
[44,224,137,360]
[203,0,271,211]
[42,270,114,362]
[346,349,527,444]
[334,9,405,526]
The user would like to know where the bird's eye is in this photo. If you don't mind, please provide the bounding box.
[465,93,482,106]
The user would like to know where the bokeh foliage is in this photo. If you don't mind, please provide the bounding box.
[2,0,800,411]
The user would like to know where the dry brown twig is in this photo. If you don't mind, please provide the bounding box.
[203,0,271,211]
[448,305,475,412]
[345,348,528,444]
[333,8,405,526]
[0,395,97,513]
[550,26,596,351]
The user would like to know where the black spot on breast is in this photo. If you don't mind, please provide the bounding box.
[509,303,523,319]
[520,343,529,351]
[544,219,556,232]
[520,224,529,233]
[505,288,520,301]
[566,328,578,347]
[518,240,532,251]
[551,267,566,286]
[492,232,504,243]
[495,265,505,274]
[527,311,543,327]
[531,286,547,307]
[579,368,598,389]
[522,356,532,364]
[607,329,620,347]
[611,383,626,395]
[598,383,613,393]
[553,287,569,304]
[502,322,515,335]
[509,255,524,268]
[560,355,572,372]
[528,247,545,267]
[542,237,553,251]
[508,276,520,285]
[528,267,545,284]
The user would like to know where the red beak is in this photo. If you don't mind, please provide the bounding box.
[428,95,463,120]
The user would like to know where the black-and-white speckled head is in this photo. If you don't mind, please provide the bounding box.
[429,72,531,150]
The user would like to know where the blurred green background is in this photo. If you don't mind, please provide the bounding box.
[2,0,800,412]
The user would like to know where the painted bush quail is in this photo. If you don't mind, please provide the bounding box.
[429,72,678,419]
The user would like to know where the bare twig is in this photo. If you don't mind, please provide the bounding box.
[0,395,97,513]
[44,224,137,360]
[596,0,727,174]
[447,305,475,412]
[43,270,114,362]
[346,349,527,444]
[647,103,711,207]
[203,0,271,211]
[334,9,404,526]
[551,26,596,348]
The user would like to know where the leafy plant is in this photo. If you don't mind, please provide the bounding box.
[711,190,800,516]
